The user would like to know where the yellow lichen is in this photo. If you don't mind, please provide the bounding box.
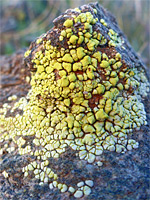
[62,54,74,63]
[63,62,72,72]
[95,109,108,120]
[69,35,78,44]
[64,19,73,27]
[24,50,31,57]
[0,4,149,199]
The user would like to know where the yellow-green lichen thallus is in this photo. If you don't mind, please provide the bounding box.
[0,5,149,199]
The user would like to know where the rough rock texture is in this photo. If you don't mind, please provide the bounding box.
[0,49,30,107]
[0,3,150,200]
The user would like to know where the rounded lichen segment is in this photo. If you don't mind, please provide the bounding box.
[0,4,149,198]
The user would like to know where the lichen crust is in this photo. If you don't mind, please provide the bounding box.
[0,3,149,198]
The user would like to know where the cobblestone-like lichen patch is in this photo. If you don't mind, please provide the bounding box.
[0,4,149,198]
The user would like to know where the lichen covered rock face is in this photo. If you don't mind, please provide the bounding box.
[0,3,149,198]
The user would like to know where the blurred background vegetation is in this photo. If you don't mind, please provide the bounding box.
[0,0,149,67]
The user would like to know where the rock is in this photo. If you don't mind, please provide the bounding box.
[0,2,150,200]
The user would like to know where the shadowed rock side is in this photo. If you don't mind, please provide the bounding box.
[0,3,150,200]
